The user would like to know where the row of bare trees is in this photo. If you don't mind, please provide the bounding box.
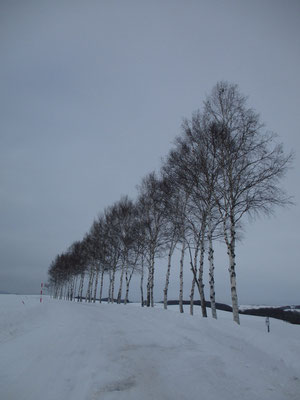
[48,82,292,324]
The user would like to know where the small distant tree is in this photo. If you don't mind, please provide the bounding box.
[85,215,110,303]
[104,205,122,303]
[67,240,88,301]
[113,196,136,304]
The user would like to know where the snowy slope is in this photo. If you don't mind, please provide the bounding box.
[0,295,299,400]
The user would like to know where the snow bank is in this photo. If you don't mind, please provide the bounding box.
[0,295,299,400]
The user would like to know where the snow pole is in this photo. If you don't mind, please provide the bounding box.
[265,316,270,333]
[40,282,43,303]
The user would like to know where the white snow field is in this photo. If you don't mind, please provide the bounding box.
[0,295,299,400]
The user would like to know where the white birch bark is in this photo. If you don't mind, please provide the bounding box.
[88,269,95,302]
[198,235,207,318]
[69,278,74,301]
[146,260,151,307]
[99,269,104,303]
[111,265,116,303]
[207,217,217,319]
[124,267,134,305]
[117,264,125,304]
[85,268,93,302]
[163,248,173,310]
[188,240,200,316]
[190,278,195,315]
[179,240,185,313]
[72,276,78,302]
[93,269,99,303]
[108,270,112,303]
[66,282,70,301]
[140,257,144,307]
[224,215,240,324]
[124,264,129,305]
[78,273,85,302]
[150,252,155,307]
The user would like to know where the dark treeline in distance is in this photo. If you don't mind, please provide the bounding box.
[48,82,292,324]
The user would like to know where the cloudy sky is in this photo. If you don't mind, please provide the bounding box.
[1,0,299,305]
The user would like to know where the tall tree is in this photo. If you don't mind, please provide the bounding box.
[137,172,167,307]
[203,81,293,324]
[163,137,210,317]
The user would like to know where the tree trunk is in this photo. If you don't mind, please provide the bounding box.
[225,216,240,324]
[190,278,195,315]
[179,241,185,313]
[198,235,207,318]
[146,260,151,307]
[188,243,199,316]
[78,273,85,302]
[108,270,112,303]
[87,269,94,302]
[150,252,155,307]
[99,269,104,303]
[117,264,125,304]
[124,283,130,304]
[85,268,92,302]
[93,269,99,303]
[124,265,129,305]
[67,281,71,301]
[73,276,78,301]
[208,218,217,319]
[163,248,173,310]
[124,266,134,305]
[140,257,144,307]
[111,265,116,303]
[70,278,75,301]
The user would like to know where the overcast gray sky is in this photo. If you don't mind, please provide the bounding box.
[1,0,299,305]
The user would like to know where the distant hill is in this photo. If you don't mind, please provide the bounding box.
[163,300,300,324]
[162,299,232,312]
[239,305,300,325]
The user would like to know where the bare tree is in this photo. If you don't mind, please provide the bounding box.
[48,80,292,329]
[104,204,122,303]
[85,215,111,303]
[158,178,182,310]
[203,81,293,324]
[137,172,167,307]
[164,138,210,317]
[110,196,136,304]
[180,114,223,319]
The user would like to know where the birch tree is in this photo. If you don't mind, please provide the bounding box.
[180,115,223,319]
[104,205,122,303]
[163,138,210,317]
[113,196,136,304]
[203,81,293,324]
[86,216,110,303]
[159,178,182,310]
[137,172,167,307]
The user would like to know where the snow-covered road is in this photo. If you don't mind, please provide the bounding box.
[1,295,299,400]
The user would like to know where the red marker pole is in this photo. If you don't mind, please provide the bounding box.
[40,282,43,303]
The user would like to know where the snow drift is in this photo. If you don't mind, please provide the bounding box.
[0,295,299,399]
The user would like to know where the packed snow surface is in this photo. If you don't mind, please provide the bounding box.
[0,295,299,400]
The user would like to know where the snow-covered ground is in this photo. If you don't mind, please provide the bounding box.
[0,295,299,400]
